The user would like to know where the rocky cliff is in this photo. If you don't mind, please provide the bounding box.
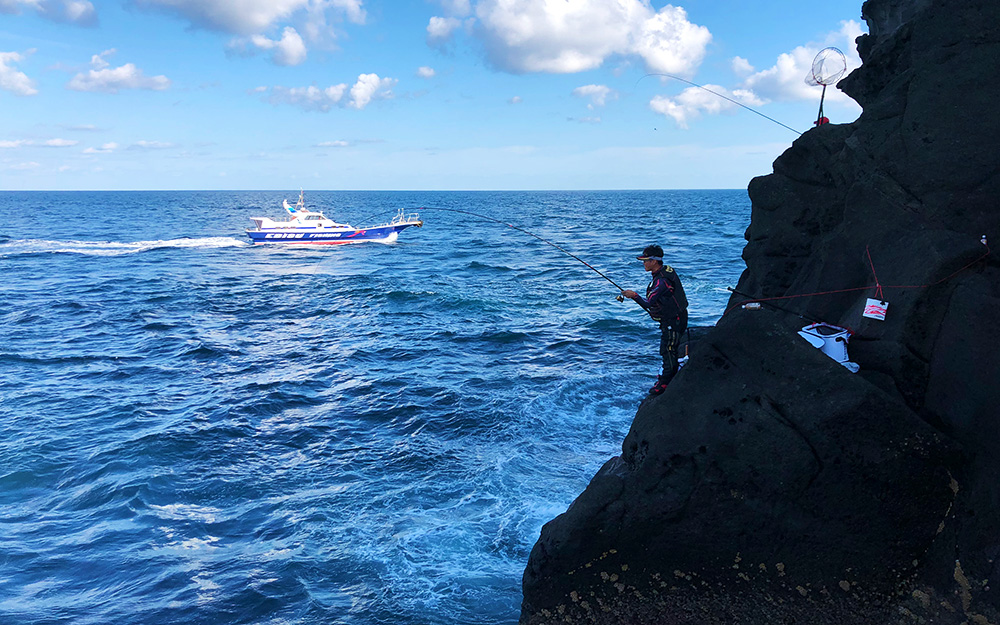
[520,0,1000,622]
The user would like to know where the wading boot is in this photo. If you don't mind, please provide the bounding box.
[649,374,671,395]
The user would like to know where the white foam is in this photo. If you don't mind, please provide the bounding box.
[148,503,222,523]
[0,237,249,257]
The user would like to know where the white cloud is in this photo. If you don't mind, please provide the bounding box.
[269,84,349,111]
[829,20,864,63]
[1,0,96,26]
[329,0,365,24]
[247,26,307,66]
[50,0,95,25]
[417,66,435,79]
[67,50,170,93]
[67,63,170,93]
[264,73,394,112]
[9,161,40,170]
[83,142,118,154]
[135,0,364,36]
[425,0,472,45]
[348,73,396,109]
[472,0,710,74]
[731,56,753,77]
[632,4,713,74]
[427,16,463,44]
[136,0,302,35]
[508,95,521,104]
[650,84,764,129]
[129,140,175,149]
[299,0,366,44]
[572,84,616,109]
[316,140,349,147]
[739,46,821,102]
[43,138,78,147]
[0,137,80,147]
[89,48,113,69]
[739,21,863,105]
[647,20,865,129]
[0,51,38,96]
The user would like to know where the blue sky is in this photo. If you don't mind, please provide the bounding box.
[2,0,865,190]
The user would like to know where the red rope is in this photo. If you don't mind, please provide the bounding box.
[866,245,884,300]
[726,241,990,317]
[878,244,990,289]
[723,286,869,316]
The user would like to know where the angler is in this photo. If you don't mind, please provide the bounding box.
[621,245,689,395]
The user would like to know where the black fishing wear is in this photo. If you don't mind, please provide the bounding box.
[634,265,688,332]
[659,327,681,382]
[634,265,688,394]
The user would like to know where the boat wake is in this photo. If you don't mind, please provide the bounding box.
[0,237,249,257]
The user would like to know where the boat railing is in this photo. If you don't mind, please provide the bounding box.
[388,209,422,225]
[253,206,420,230]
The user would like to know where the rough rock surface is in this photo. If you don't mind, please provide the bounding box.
[520,0,1000,623]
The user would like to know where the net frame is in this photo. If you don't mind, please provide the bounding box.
[807,47,848,87]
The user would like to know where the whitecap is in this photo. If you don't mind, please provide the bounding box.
[148,503,222,523]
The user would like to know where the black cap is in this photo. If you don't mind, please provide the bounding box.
[636,244,664,260]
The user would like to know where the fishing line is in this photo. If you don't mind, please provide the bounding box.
[637,73,803,136]
[415,206,627,298]
[727,286,825,323]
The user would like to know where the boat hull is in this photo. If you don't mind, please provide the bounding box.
[247,222,420,245]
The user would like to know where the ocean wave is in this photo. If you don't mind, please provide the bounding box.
[0,237,248,257]
[0,190,752,625]
[466,261,514,272]
[0,351,144,366]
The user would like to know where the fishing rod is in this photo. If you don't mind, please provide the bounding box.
[415,206,629,301]
[638,73,803,136]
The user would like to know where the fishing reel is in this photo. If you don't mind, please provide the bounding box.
[616,293,625,303]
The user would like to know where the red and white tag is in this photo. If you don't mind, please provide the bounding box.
[863,298,889,321]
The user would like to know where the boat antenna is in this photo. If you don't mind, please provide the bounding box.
[416,207,627,301]
[637,73,802,136]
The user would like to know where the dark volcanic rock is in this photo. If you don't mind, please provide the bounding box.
[520,0,1000,623]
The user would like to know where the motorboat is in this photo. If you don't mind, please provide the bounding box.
[247,191,423,245]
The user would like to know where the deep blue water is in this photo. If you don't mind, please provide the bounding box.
[0,190,749,625]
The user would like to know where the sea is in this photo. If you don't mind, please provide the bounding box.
[0,190,750,625]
